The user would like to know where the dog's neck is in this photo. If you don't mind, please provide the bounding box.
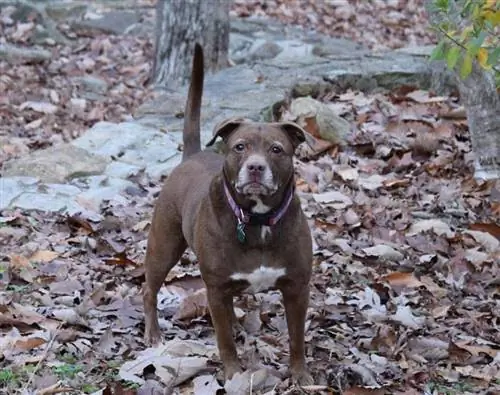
[222,173,295,227]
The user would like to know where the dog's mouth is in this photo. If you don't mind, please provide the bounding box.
[235,181,277,196]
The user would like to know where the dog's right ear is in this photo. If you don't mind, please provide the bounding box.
[205,117,246,147]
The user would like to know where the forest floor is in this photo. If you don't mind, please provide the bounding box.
[1,1,499,395]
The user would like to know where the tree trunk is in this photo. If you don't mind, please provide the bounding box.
[427,4,500,181]
[152,0,230,87]
[457,64,500,180]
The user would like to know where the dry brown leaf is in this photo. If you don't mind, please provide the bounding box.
[14,336,46,350]
[469,223,500,240]
[9,254,30,268]
[174,288,208,321]
[103,251,138,266]
[30,250,59,263]
[454,341,499,359]
[379,272,423,293]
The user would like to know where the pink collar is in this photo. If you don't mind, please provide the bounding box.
[223,179,294,228]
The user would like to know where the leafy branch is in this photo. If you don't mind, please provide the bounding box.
[429,0,500,86]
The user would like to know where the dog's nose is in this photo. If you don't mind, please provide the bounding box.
[247,162,265,173]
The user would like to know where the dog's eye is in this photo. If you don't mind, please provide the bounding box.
[234,143,245,152]
[271,145,283,154]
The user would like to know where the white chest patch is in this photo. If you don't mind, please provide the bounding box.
[261,225,272,241]
[230,266,286,293]
[250,196,271,214]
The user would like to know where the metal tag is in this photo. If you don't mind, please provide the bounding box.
[236,221,246,243]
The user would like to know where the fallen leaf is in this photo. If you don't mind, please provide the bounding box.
[14,336,46,351]
[391,305,425,329]
[30,250,59,263]
[379,272,423,293]
[19,101,58,114]
[463,230,500,252]
[362,245,404,262]
[119,342,209,386]
[313,191,353,208]
[173,288,208,321]
[406,219,455,238]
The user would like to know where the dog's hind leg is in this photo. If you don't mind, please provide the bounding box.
[143,214,186,345]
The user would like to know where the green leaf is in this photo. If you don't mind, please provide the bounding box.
[430,41,446,61]
[434,0,449,12]
[462,0,474,16]
[489,47,500,67]
[470,30,488,55]
[460,53,473,79]
[446,46,461,69]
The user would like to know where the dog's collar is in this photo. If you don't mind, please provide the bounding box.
[223,178,294,232]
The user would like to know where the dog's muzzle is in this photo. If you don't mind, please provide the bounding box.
[236,154,277,196]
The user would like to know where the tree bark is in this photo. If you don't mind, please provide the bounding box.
[152,0,230,88]
[457,64,500,180]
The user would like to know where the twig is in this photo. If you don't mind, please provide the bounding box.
[22,323,62,393]
[437,26,500,75]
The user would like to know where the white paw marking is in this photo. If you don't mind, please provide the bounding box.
[230,266,285,293]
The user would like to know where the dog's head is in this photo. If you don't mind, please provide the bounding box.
[206,118,306,213]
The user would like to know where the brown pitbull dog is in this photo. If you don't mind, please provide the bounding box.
[143,43,313,385]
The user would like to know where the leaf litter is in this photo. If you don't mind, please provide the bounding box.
[2,82,499,394]
[1,1,500,395]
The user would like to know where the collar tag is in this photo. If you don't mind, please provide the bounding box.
[236,220,246,243]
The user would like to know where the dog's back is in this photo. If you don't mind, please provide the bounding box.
[154,44,222,245]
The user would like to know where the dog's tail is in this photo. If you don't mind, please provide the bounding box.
[182,43,204,161]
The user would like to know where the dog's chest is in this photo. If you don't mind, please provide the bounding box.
[229,243,285,293]
[230,265,285,293]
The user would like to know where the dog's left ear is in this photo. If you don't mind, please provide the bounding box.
[274,121,309,149]
[206,117,246,147]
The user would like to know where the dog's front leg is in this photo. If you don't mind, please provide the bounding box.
[206,285,242,380]
[282,285,313,386]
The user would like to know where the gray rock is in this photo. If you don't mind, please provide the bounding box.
[249,41,283,62]
[230,17,275,36]
[395,45,435,57]
[135,91,187,119]
[273,40,314,60]
[72,11,140,35]
[289,97,350,145]
[290,81,326,98]
[203,66,264,97]
[42,183,81,197]
[229,33,254,59]
[322,52,455,93]
[0,177,39,210]
[74,176,134,211]
[1,145,108,184]
[72,121,180,168]
[0,43,51,64]
[13,192,82,214]
[312,41,366,58]
[144,157,182,180]
[72,75,108,94]
[104,161,142,179]
[45,2,88,21]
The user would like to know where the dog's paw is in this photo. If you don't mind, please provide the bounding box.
[224,363,243,382]
[144,325,162,346]
[291,369,314,387]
